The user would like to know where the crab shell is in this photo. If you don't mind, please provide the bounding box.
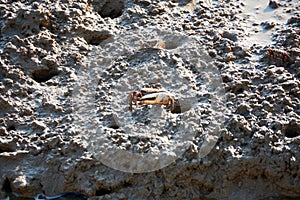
[140,92,175,111]
[129,87,175,111]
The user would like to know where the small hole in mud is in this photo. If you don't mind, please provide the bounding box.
[96,188,112,196]
[123,182,132,187]
[86,35,111,46]
[284,123,299,138]
[7,125,16,132]
[293,174,297,178]
[207,187,214,193]
[109,124,119,129]
[97,0,124,19]
[2,178,12,193]
[83,31,112,46]
[32,68,59,83]
[235,88,244,94]
[172,103,182,114]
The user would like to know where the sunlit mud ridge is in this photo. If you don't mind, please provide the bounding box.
[0,0,299,199]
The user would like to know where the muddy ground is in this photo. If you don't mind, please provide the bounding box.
[0,0,300,199]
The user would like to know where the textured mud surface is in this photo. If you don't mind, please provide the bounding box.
[0,0,300,199]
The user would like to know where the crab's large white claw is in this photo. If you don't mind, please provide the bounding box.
[141,92,174,111]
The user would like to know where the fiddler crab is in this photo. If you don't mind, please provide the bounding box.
[129,84,175,112]
[265,48,290,65]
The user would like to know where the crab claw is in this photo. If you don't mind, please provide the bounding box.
[129,91,138,110]
[140,92,174,111]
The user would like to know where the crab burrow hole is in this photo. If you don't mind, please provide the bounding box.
[284,121,300,138]
[91,0,125,19]
[31,59,60,83]
[31,68,59,83]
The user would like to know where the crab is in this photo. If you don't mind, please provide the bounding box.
[265,48,290,65]
[129,87,175,112]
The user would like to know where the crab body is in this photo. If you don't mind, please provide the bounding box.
[129,87,175,111]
